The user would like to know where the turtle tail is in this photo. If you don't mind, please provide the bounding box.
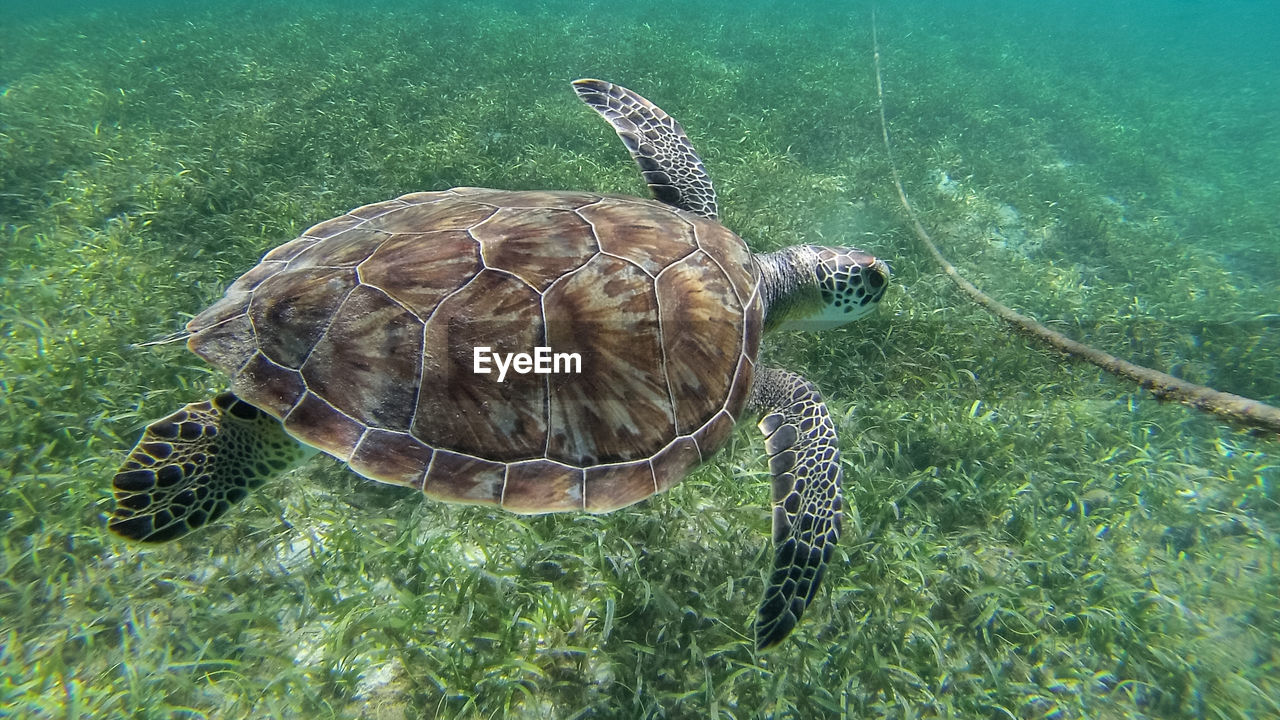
[109,392,308,543]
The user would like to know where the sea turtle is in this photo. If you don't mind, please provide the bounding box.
[109,79,890,649]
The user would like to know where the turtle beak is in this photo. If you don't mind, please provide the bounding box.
[868,258,890,292]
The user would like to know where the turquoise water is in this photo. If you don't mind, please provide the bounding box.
[2,1,1277,718]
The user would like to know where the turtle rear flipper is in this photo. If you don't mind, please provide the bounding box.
[750,367,844,650]
[109,392,308,543]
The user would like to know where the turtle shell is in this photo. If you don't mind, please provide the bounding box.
[187,188,764,513]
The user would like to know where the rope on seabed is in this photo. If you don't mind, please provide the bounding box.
[870,11,1280,437]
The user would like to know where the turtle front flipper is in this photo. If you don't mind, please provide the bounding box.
[571,78,720,220]
[109,392,310,543]
[749,367,844,649]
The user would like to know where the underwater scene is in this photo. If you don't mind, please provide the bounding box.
[2,0,1277,717]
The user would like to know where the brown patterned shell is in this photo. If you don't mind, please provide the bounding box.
[187,188,763,513]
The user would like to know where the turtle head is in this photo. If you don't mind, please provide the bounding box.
[806,246,891,328]
[759,245,890,331]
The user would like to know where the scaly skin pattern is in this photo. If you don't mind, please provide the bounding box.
[572,78,720,221]
[748,366,844,649]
